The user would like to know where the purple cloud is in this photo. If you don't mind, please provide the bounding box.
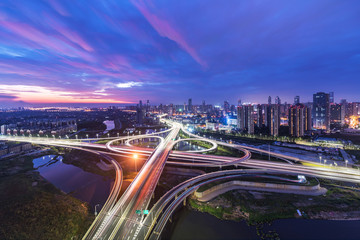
[131,0,207,68]
[0,0,359,105]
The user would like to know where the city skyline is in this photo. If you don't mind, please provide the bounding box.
[0,0,360,106]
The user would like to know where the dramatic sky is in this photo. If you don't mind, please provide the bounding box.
[0,0,359,106]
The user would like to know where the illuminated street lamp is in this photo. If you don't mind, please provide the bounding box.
[86,134,89,139]
[107,133,110,138]
[75,135,78,141]
[117,133,119,137]
[133,154,138,172]
[345,160,348,168]
[96,134,99,139]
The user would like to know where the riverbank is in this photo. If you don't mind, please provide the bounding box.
[0,149,95,239]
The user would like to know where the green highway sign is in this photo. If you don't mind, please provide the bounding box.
[143,210,149,214]
[135,210,141,215]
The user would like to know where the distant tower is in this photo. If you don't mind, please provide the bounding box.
[275,96,281,105]
[313,92,330,132]
[188,98,192,113]
[202,100,206,113]
[224,100,230,112]
[329,92,334,104]
[136,100,144,125]
[268,96,272,105]
[294,96,300,105]
[238,99,242,106]
[146,100,150,113]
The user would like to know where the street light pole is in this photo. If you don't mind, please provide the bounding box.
[94,204,100,216]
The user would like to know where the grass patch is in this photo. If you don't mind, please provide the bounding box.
[0,149,95,240]
[189,178,360,226]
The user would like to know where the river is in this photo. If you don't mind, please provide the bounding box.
[33,155,113,208]
[103,120,115,134]
[165,208,360,240]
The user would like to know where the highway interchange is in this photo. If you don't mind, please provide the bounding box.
[1,117,360,239]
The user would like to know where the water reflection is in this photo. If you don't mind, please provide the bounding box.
[33,155,113,207]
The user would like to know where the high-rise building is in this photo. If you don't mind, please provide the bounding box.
[268,96,272,105]
[294,96,300,105]
[136,100,144,125]
[330,103,343,124]
[313,92,330,131]
[230,104,236,114]
[353,102,360,116]
[344,102,360,117]
[340,99,347,116]
[289,104,312,137]
[146,100,150,113]
[237,105,254,134]
[270,104,280,136]
[202,100,206,113]
[224,101,230,113]
[256,104,264,127]
[188,98,192,113]
[275,96,281,105]
[329,92,334,104]
[263,104,280,136]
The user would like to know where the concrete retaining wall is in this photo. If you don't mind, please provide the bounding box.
[195,180,321,200]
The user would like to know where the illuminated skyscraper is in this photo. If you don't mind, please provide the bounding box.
[313,92,330,132]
